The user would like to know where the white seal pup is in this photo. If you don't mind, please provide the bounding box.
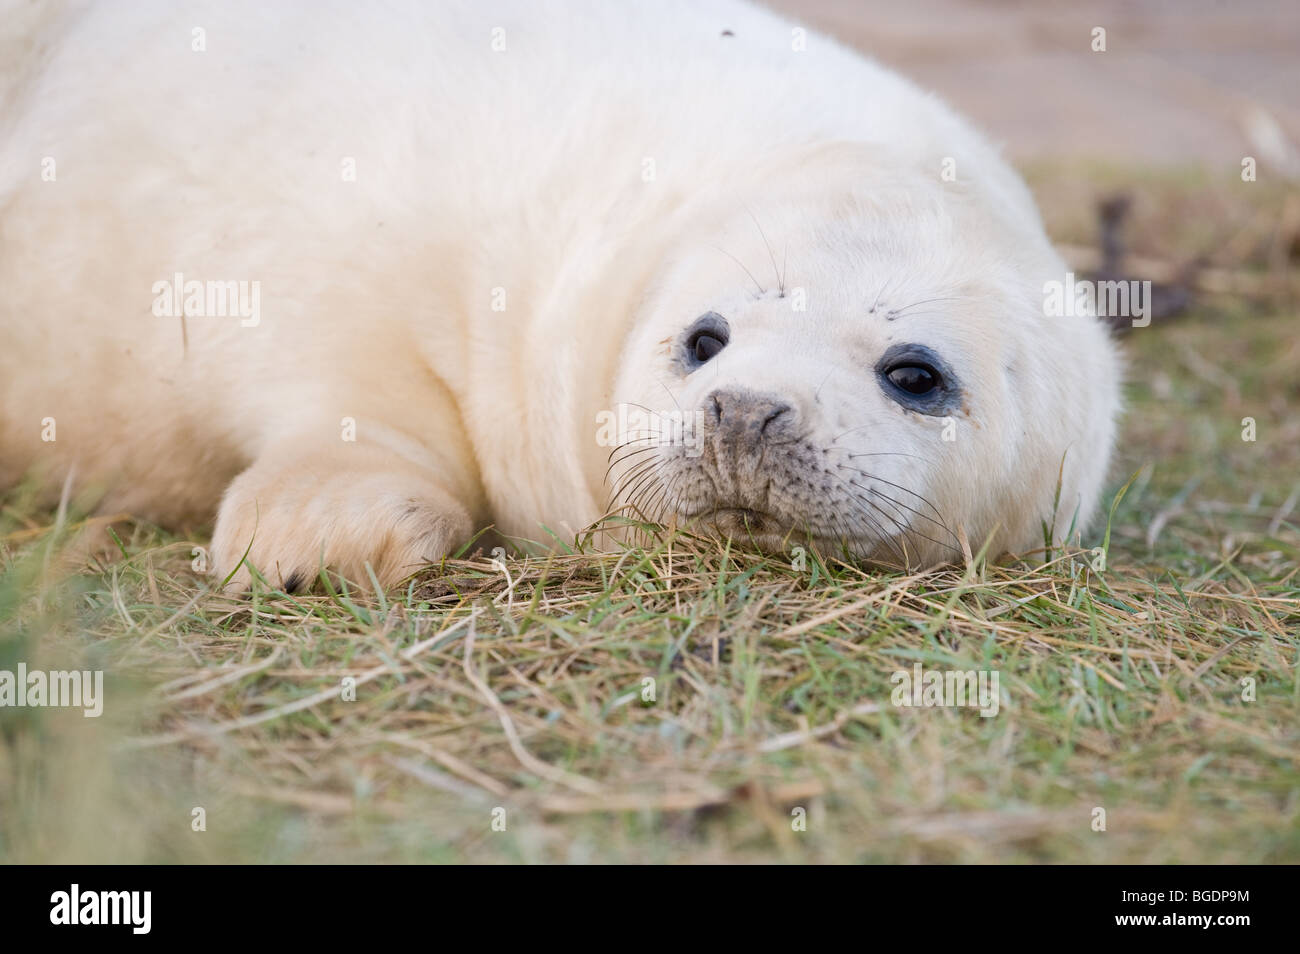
[0,0,1121,588]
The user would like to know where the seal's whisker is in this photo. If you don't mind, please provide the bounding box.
[864,496,921,565]
[606,433,661,464]
[843,465,948,525]
[607,456,660,505]
[604,441,658,474]
[708,244,766,297]
[868,275,896,315]
[853,500,909,565]
[603,452,655,496]
[845,476,959,544]
[860,486,957,556]
[607,439,659,458]
[825,442,935,468]
[619,462,665,515]
[632,477,671,546]
[813,369,835,404]
[826,471,906,563]
[619,401,666,416]
[817,504,867,559]
[839,450,932,463]
[651,375,687,415]
[745,206,784,297]
[641,481,673,527]
[600,454,655,501]
[829,467,924,560]
[892,295,965,313]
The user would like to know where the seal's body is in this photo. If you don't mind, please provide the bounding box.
[0,0,1121,586]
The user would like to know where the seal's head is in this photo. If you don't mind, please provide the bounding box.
[607,153,1121,566]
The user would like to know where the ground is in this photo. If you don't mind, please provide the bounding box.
[1,4,1298,864]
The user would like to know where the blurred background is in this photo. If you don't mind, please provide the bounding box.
[767,0,1300,167]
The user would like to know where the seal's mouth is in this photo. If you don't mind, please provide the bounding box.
[687,506,790,543]
[706,507,770,531]
[684,506,872,553]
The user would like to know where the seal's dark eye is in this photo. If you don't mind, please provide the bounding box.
[683,312,730,367]
[876,344,958,415]
[886,363,939,395]
[691,331,726,363]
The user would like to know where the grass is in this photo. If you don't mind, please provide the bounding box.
[1,174,1297,864]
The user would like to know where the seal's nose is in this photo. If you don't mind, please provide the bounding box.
[706,388,796,446]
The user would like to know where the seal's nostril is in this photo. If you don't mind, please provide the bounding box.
[761,404,792,435]
[706,389,796,444]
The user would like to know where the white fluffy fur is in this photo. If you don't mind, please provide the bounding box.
[0,0,1121,587]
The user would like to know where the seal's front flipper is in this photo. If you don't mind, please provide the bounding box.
[209,442,473,593]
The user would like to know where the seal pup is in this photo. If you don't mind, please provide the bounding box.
[0,0,1121,588]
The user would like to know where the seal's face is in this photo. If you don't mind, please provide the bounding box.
[607,180,1115,566]
[655,306,966,565]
